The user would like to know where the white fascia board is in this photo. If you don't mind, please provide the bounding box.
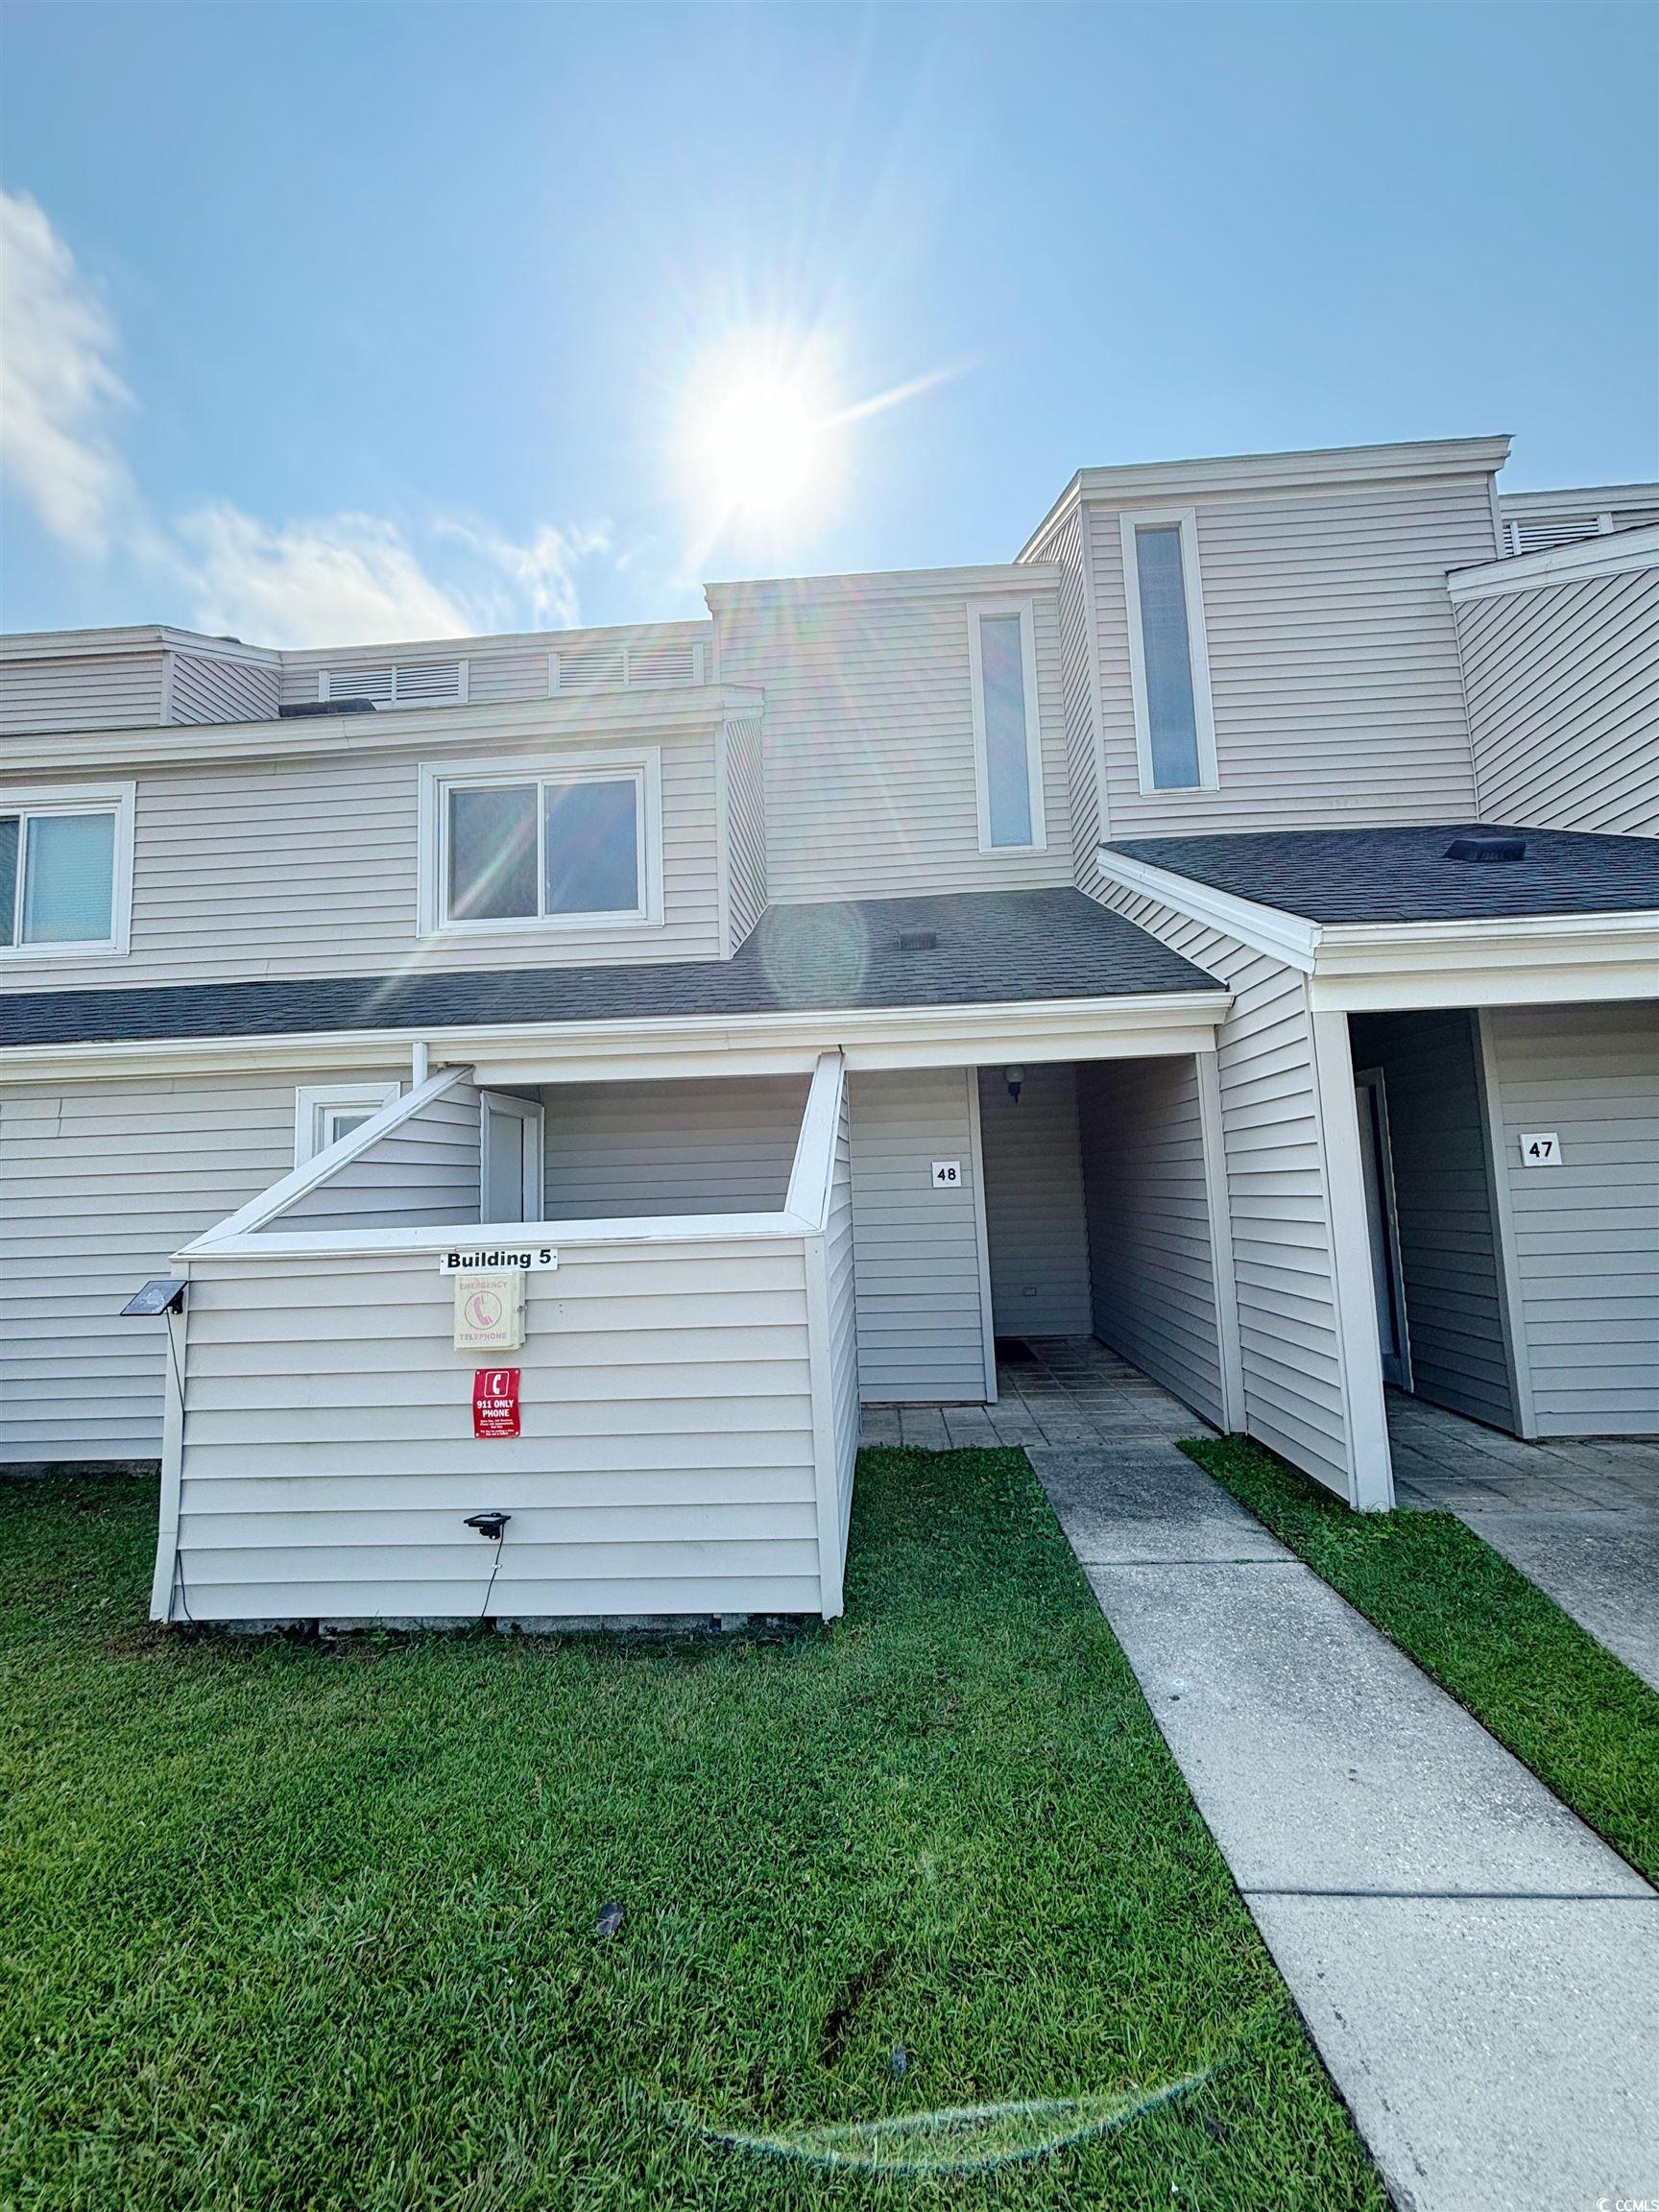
[704,564,1064,611]
[179,1066,470,1251]
[1499,483,1659,514]
[0,990,1232,1092]
[180,1209,816,1267]
[1447,525,1659,600]
[1310,912,1659,1011]
[0,685,761,779]
[1095,846,1321,971]
[1071,436,1511,509]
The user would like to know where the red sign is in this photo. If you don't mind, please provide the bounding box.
[473,1367,520,1439]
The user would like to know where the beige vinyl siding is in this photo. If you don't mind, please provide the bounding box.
[276,623,713,709]
[714,582,1073,902]
[1076,1055,1225,1427]
[167,1242,823,1623]
[848,1068,989,1403]
[724,713,767,950]
[1084,477,1492,834]
[1484,1003,1659,1437]
[1349,1011,1515,1431]
[169,651,280,726]
[276,1085,482,1231]
[1022,500,1101,875]
[974,1064,1092,1335]
[541,1076,808,1218]
[11,724,721,989]
[0,1070,395,1462]
[1094,883,1355,1495]
[1456,567,1659,834]
[0,652,167,735]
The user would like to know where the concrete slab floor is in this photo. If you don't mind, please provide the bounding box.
[1459,1509,1659,1694]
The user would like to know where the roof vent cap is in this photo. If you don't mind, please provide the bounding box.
[1445,834,1526,864]
[898,928,938,951]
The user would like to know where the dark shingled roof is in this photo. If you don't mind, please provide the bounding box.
[0,890,1220,1049]
[1106,825,1659,925]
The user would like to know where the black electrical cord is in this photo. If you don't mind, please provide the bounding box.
[479,1532,505,1624]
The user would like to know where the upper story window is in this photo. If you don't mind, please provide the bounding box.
[294,1083,400,1166]
[968,602,1046,852]
[0,784,133,957]
[1119,510,1217,793]
[418,751,664,938]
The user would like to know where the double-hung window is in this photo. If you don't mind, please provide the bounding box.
[0,785,133,958]
[1120,510,1217,792]
[968,602,1045,852]
[420,752,663,936]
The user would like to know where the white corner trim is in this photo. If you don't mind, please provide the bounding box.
[1118,510,1218,796]
[967,599,1047,854]
[0,780,136,963]
[1194,1049,1246,1433]
[180,1066,472,1252]
[1307,1004,1395,1510]
[783,1051,847,1232]
[1472,1009,1538,1440]
[1448,523,1659,600]
[1094,845,1321,970]
[964,1066,999,1405]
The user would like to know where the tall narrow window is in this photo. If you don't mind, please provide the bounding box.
[969,603,1045,852]
[1120,511,1216,792]
[0,788,132,955]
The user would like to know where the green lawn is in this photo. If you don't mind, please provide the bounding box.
[1185,1435,1659,1885]
[0,1450,1380,2212]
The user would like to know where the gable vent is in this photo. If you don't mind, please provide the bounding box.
[1508,514,1601,556]
[318,661,468,707]
[547,639,708,696]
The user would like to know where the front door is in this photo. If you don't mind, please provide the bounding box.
[1354,1068,1411,1390]
[481,1093,543,1224]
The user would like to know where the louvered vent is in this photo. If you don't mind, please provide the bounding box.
[319,661,467,706]
[1509,515,1601,555]
[625,640,703,687]
[549,643,627,694]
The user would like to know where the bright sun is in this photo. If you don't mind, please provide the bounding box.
[680,334,838,532]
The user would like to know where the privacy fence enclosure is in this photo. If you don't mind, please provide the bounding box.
[151,1053,857,1626]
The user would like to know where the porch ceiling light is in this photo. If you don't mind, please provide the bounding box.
[1005,1065,1024,1104]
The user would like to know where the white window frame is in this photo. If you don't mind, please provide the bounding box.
[417,748,665,940]
[479,1091,544,1223]
[294,1082,401,1166]
[0,782,135,961]
[967,600,1046,854]
[1119,509,1218,795]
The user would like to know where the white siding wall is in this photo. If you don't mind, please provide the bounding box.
[1022,502,1101,882]
[276,1085,482,1231]
[1455,567,1659,834]
[974,1065,1092,1335]
[170,652,281,727]
[541,1076,808,1218]
[0,653,167,735]
[713,582,1074,902]
[166,1240,823,1623]
[724,712,767,950]
[1348,1011,1515,1432]
[1484,1003,1659,1437]
[1076,1056,1226,1427]
[6,724,722,989]
[0,1070,396,1462]
[1074,477,1492,837]
[1094,884,1359,1497]
[848,1068,990,1403]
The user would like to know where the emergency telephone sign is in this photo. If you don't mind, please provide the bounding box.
[473,1368,520,1438]
[453,1268,526,1352]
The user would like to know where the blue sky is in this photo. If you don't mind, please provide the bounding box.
[2,1,1655,645]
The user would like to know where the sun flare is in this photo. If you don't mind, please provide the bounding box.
[679,334,838,532]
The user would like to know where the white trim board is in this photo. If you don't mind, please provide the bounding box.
[1448,523,1659,600]
[0,990,1232,1091]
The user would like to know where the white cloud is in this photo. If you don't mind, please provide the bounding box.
[3,189,612,644]
[0,188,132,556]
[175,505,474,648]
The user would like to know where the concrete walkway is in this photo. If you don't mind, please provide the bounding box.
[1390,1391,1659,1692]
[865,1346,1659,2209]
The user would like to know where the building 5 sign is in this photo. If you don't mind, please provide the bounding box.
[473,1368,520,1439]
[441,1247,558,1272]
